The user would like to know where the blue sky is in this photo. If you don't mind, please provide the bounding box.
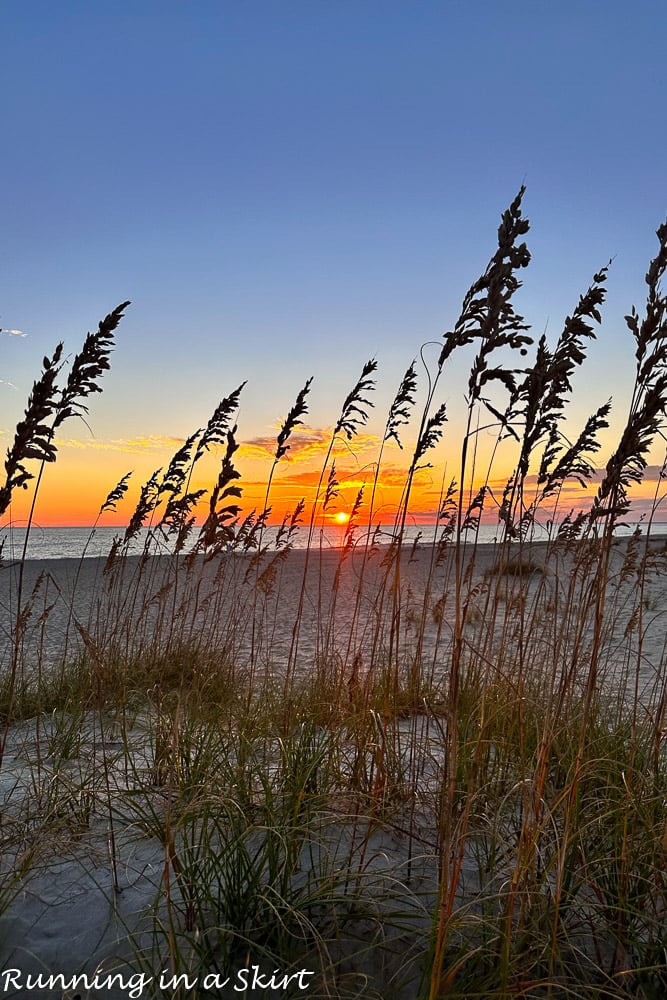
[2,1,667,521]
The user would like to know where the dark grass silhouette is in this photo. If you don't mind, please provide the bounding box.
[2,199,667,998]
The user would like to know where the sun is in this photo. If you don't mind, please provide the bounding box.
[334,511,350,524]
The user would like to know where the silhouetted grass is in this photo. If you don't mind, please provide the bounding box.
[2,197,667,997]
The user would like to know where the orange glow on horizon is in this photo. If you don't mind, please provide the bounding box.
[3,432,666,529]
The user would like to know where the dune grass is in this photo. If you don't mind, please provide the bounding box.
[2,193,667,997]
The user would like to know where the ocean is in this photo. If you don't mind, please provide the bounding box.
[1,521,665,562]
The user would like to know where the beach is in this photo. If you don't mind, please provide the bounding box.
[1,536,667,997]
[3,537,667,697]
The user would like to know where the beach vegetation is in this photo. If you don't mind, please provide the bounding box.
[2,194,667,996]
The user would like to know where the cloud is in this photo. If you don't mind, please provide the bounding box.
[238,428,330,463]
[59,434,185,454]
[1,329,27,337]
[26,422,385,467]
[238,426,380,464]
[373,464,433,487]
[257,461,430,494]
[638,465,667,483]
[0,379,19,390]
[518,465,667,490]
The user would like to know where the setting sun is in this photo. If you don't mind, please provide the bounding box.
[335,511,349,524]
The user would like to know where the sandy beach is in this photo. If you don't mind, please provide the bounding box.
[3,537,667,696]
[1,537,667,997]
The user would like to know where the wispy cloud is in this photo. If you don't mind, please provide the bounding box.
[1,328,27,337]
[373,464,433,487]
[255,461,425,493]
[238,428,330,463]
[239,426,380,464]
[0,379,19,390]
[59,434,185,454]
[523,466,667,488]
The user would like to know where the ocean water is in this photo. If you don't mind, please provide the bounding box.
[1,521,666,562]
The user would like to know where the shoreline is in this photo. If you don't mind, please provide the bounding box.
[3,517,667,565]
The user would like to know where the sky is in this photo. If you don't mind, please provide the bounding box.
[2,1,667,528]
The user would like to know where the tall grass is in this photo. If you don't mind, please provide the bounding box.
[2,196,667,997]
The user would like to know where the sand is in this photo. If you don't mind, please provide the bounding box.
[1,538,666,997]
[3,537,666,695]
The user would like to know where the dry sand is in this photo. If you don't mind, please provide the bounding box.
[1,538,667,997]
[3,537,666,696]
